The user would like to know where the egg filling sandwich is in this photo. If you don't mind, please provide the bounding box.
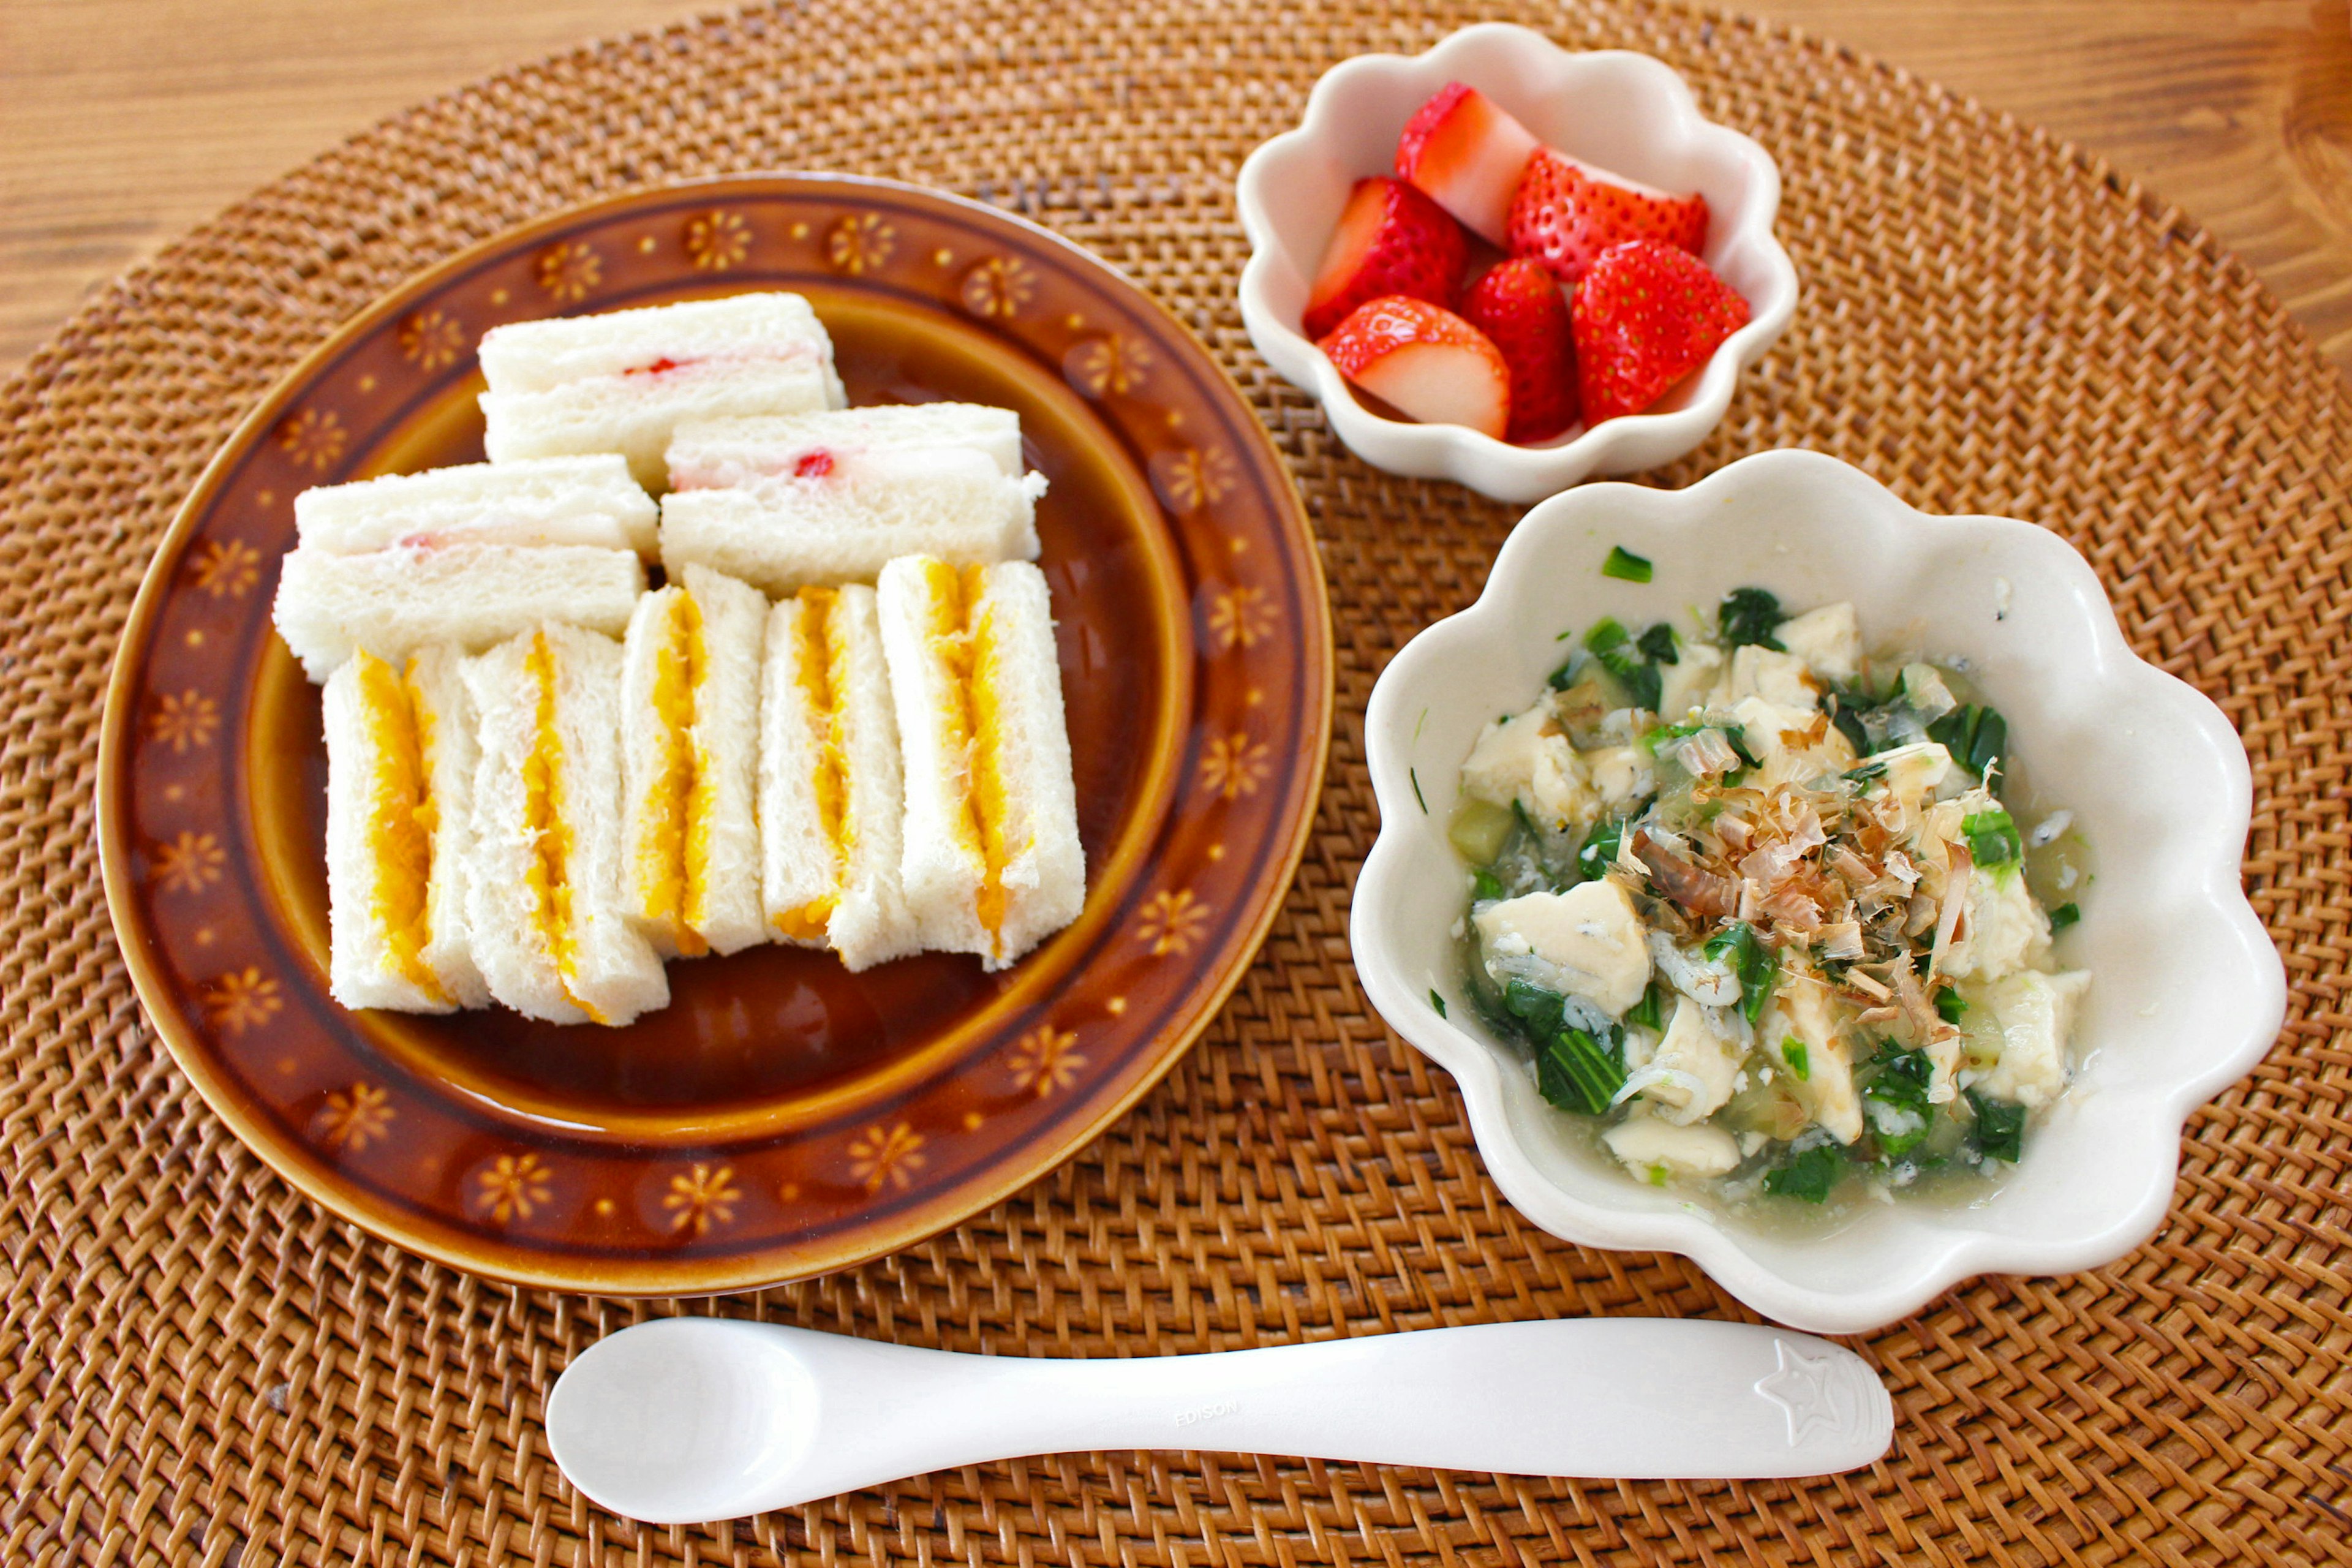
[759,582,919,971]
[619,564,769,958]
[322,644,489,1012]
[876,556,1084,971]
[658,404,1047,595]
[463,622,668,1026]
[479,293,847,491]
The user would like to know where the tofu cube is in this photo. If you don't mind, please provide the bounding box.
[1759,970,1863,1144]
[1603,1112,1743,1182]
[1777,601,1862,686]
[1460,707,1594,831]
[1637,996,1748,1125]
[1717,645,1820,712]
[1962,969,2088,1107]
[1474,880,1653,1017]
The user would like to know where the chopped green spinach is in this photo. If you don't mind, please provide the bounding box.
[1928,703,2009,790]
[1575,817,1624,881]
[1537,1027,1626,1115]
[1717,586,1787,651]
[1601,546,1653,583]
[1863,1047,1934,1158]
[1703,920,1779,1027]
[1503,979,1566,1038]
[1583,618,1663,711]
[1829,699,1871,756]
[1963,807,2022,868]
[1763,1142,1844,1203]
[1967,1089,2026,1163]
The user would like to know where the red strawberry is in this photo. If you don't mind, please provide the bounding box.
[1317,295,1511,440]
[1303,176,1468,340]
[1572,239,1750,424]
[1394,82,1540,245]
[1507,148,1709,286]
[1460,258,1579,443]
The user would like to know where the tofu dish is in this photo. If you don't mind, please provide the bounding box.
[1451,583,2089,1207]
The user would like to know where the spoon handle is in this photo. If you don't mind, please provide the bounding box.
[796,1318,1890,1496]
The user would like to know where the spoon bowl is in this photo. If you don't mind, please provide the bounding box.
[548,1317,823,1526]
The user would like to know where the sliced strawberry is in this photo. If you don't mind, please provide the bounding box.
[1506,148,1710,286]
[1303,176,1468,340]
[1317,295,1510,440]
[1394,82,1540,246]
[1460,258,1579,443]
[1572,239,1750,424]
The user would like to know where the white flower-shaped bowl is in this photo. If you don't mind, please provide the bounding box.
[1351,450,2286,1335]
[1237,24,1798,505]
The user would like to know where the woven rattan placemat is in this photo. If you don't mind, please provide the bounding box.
[7,2,2348,1563]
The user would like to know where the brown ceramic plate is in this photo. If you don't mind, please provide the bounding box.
[97,175,1331,1294]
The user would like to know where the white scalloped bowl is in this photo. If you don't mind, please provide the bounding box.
[1351,450,2285,1334]
[1237,24,1798,505]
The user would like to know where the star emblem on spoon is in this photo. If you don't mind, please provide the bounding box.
[1754,1338,1861,1446]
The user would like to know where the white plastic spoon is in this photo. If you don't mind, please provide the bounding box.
[546,1316,1894,1523]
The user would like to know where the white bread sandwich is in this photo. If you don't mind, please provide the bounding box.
[658,409,1047,595]
[293,454,658,558]
[875,557,1084,971]
[273,541,645,683]
[462,622,668,1026]
[665,403,1025,489]
[760,582,919,971]
[478,293,847,490]
[321,644,491,1012]
[617,564,769,958]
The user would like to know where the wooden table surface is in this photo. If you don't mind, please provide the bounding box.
[3,0,2349,382]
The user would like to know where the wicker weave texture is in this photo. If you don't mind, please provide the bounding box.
[4,2,2349,1564]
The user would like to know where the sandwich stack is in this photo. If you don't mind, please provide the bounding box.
[274,454,653,682]
[660,404,1047,594]
[276,290,1090,1028]
[480,292,847,489]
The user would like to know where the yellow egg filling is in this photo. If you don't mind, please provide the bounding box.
[354,648,444,1005]
[635,592,709,957]
[963,565,1013,951]
[918,560,1011,956]
[522,630,601,1022]
[774,587,853,941]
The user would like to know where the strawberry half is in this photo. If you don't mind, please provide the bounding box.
[1507,148,1709,286]
[1572,239,1750,424]
[1303,176,1468,340]
[1460,258,1579,443]
[1394,82,1540,246]
[1317,295,1511,440]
